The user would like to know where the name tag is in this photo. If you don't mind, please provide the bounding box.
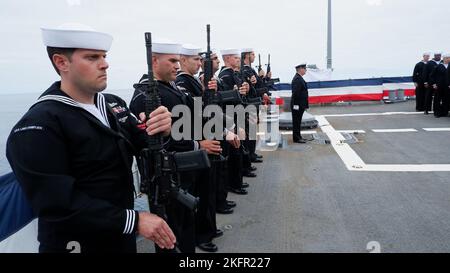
[293,105,300,110]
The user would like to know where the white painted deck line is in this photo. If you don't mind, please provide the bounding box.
[372,129,418,133]
[358,164,450,172]
[278,130,317,135]
[324,111,427,118]
[336,130,366,134]
[316,115,366,171]
[316,114,450,172]
[423,128,450,132]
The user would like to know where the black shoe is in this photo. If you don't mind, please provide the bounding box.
[226,200,236,208]
[248,166,257,172]
[243,171,257,178]
[294,139,307,143]
[197,242,218,252]
[242,182,249,188]
[216,207,234,214]
[425,111,429,115]
[214,229,224,239]
[229,188,248,195]
[251,158,263,163]
[251,153,263,159]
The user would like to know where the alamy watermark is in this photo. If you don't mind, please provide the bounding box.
[170,98,279,142]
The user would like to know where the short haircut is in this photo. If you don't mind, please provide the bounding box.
[46,47,76,75]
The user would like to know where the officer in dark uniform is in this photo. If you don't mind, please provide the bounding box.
[423,52,442,115]
[175,44,222,252]
[291,64,309,143]
[6,24,176,253]
[429,54,450,117]
[218,49,250,195]
[413,53,430,111]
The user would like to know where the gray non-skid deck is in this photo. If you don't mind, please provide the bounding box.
[139,100,450,253]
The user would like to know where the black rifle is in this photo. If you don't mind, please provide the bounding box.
[201,26,241,105]
[202,24,227,162]
[266,54,272,75]
[264,54,280,91]
[257,54,262,74]
[238,52,262,106]
[135,33,210,250]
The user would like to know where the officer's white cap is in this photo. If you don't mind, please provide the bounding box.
[443,53,450,58]
[180,44,202,56]
[41,23,113,51]
[221,48,241,56]
[241,48,254,53]
[153,38,182,54]
[296,63,307,69]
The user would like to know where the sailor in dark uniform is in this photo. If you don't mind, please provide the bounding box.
[130,39,208,253]
[291,64,309,143]
[175,44,222,252]
[429,53,450,117]
[200,50,241,215]
[218,49,250,195]
[413,53,430,111]
[6,24,176,253]
[241,48,265,164]
[231,49,258,178]
[423,52,442,115]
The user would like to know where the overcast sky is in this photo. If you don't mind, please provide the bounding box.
[0,0,449,94]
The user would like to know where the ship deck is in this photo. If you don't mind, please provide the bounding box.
[139,100,450,253]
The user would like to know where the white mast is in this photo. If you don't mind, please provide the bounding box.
[327,0,333,70]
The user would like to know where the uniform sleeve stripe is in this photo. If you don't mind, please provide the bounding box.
[129,211,136,234]
[123,210,136,234]
[123,210,130,234]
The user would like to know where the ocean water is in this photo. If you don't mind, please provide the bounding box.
[0,89,134,175]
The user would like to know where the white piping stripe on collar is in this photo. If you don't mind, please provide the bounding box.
[139,78,149,84]
[97,93,111,127]
[131,91,145,103]
[36,94,110,128]
[37,95,78,106]
[170,81,178,90]
[177,71,191,77]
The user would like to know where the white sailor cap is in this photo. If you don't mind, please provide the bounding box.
[221,48,241,56]
[296,63,307,69]
[180,44,202,56]
[41,23,113,51]
[434,51,443,55]
[241,48,254,53]
[153,38,182,54]
[443,53,450,58]
[199,48,219,59]
[423,52,431,56]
